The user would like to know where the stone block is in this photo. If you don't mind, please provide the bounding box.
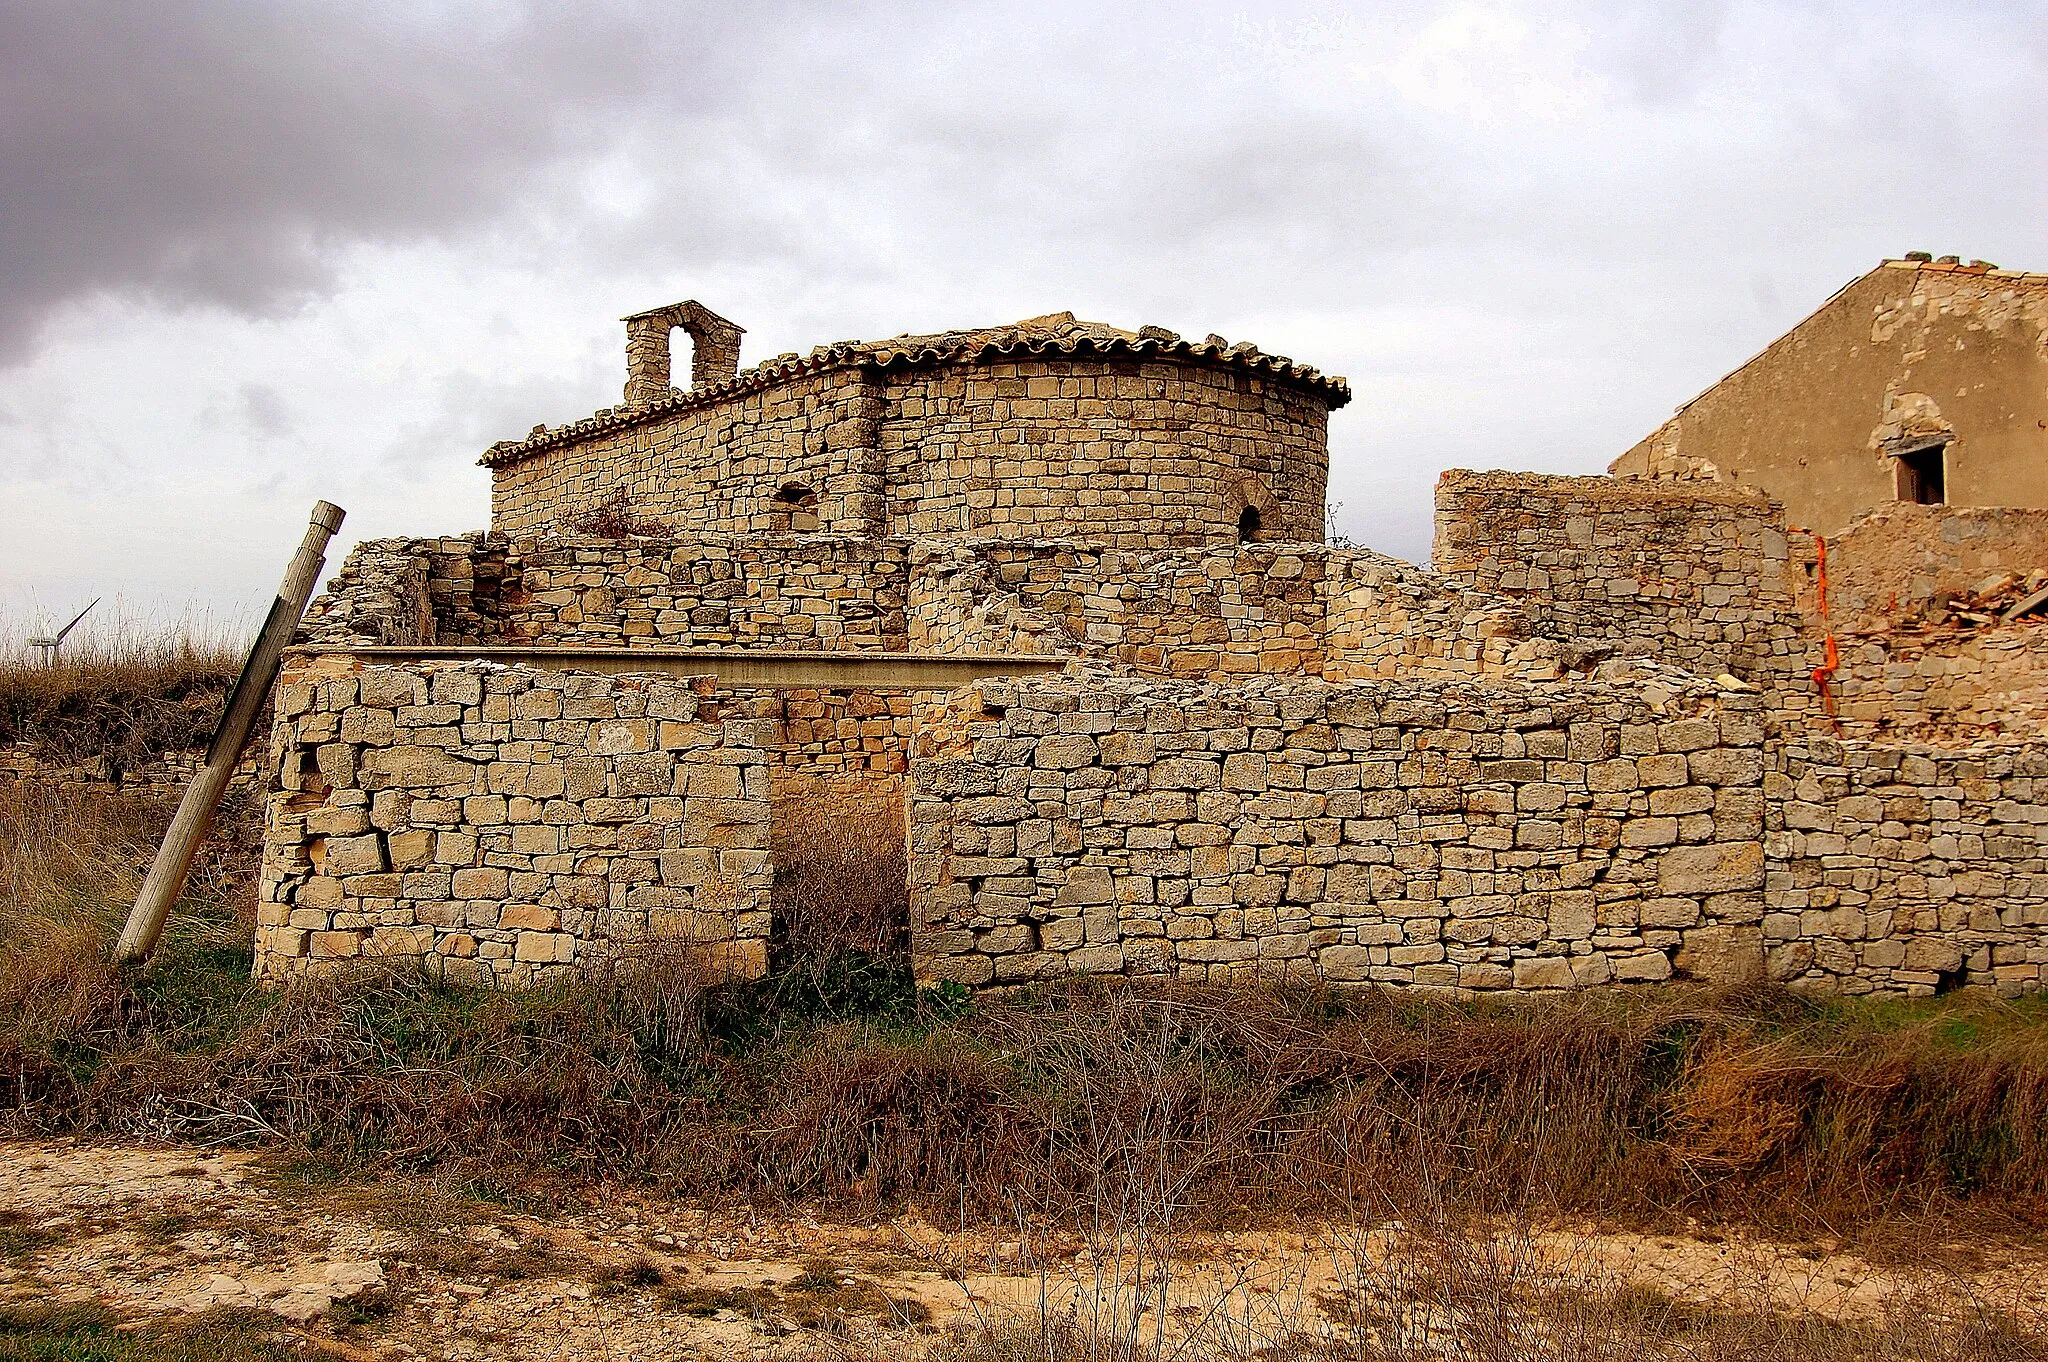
[514,931,575,963]
[320,833,385,877]
[500,903,561,931]
[1675,925,1763,984]
[387,829,434,870]
[1612,949,1673,982]
[1512,956,1576,989]
[451,866,511,899]
[358,746,475,790]
[1318,945,1375,981]
[1056,866,1116,906]
[1657,842,1764,895]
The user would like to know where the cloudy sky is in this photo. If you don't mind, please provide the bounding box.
[2,0,2043,645]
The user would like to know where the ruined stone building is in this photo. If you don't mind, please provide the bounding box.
[257,298,2048,999]
[1613,255,2048,533]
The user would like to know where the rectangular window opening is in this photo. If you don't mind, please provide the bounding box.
[1897,445,1947,505]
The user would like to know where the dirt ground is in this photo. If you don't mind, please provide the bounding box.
[3,1138,2045,1360]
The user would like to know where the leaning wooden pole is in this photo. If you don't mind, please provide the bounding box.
[115,501,346,967]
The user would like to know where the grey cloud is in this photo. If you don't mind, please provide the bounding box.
[378,359,617,483]
[5,0,2048,620]
[239,384,291,439]
[0,0,772,364]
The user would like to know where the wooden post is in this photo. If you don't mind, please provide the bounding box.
[115,502,346,967]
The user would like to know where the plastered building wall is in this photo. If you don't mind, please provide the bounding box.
[1790,503,2048,629]
[1613,260,2048,534]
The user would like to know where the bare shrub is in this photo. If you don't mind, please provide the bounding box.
[773,783,909,963]
[565,489,673,539]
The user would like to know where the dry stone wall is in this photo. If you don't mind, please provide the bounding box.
[1433,471,1807,686]
[302,535,914,652]
[907,541,1562,682]
[1320,553,1563,682]
[258,661,776,986]
[1816,627,2048,739]
[457,535,908,650]
[299,539,439,647]
[906,671,2048,997]
[255,658,943,986]
[1767,739,2048,995]
[908,671,1773,990]
[0,743,266,801]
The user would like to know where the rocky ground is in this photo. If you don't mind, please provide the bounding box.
[4,1138,2045,1360]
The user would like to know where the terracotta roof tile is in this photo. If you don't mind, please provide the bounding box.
[481,313,1350,467]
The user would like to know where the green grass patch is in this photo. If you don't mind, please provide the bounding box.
[0,1302,297,1362]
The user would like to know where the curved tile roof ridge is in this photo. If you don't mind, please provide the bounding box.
[482,329,1350,467]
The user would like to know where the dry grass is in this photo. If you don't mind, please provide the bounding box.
[925,1217,2048,1361]
[1,779,2044,1358]
[0,625,243,775]
[773,785,910,963]
[1,746,2046,1246]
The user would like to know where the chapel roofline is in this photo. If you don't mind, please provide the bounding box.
[481,321,1351,469]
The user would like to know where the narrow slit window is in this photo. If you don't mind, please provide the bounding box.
[1897,445,1947,505]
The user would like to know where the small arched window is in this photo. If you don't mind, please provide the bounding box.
[1237,505,1262,543]
[772,483,820,532]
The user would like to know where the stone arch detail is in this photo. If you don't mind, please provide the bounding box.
[623,300,745,404]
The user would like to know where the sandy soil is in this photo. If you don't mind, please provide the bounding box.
[3,1138,2043,1360]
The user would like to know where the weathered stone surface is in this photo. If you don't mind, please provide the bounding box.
[258,327,2048,1002]
[1658,843,1765,896]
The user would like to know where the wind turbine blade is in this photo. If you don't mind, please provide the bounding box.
[54,598,100,644]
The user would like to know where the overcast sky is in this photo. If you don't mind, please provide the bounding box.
[2,0,2043,646]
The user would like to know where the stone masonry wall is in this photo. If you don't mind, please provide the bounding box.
[908,671,1771,990]
[302,535,915,652]
[299,539,440,647]
[1767,739,2048,995]
[0,743,265,802]
[879,361,1328,546]
[908,542,1330,675]
[1320,552,1563,682]
[253,658,946,986]
[489,358,1330,550]
[906,542,1562,682]
[1816,627,2048,740]
[1433,470,1807,686]
[258,661,775,986]
[491,366,885,540]
[452,535,909,650]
